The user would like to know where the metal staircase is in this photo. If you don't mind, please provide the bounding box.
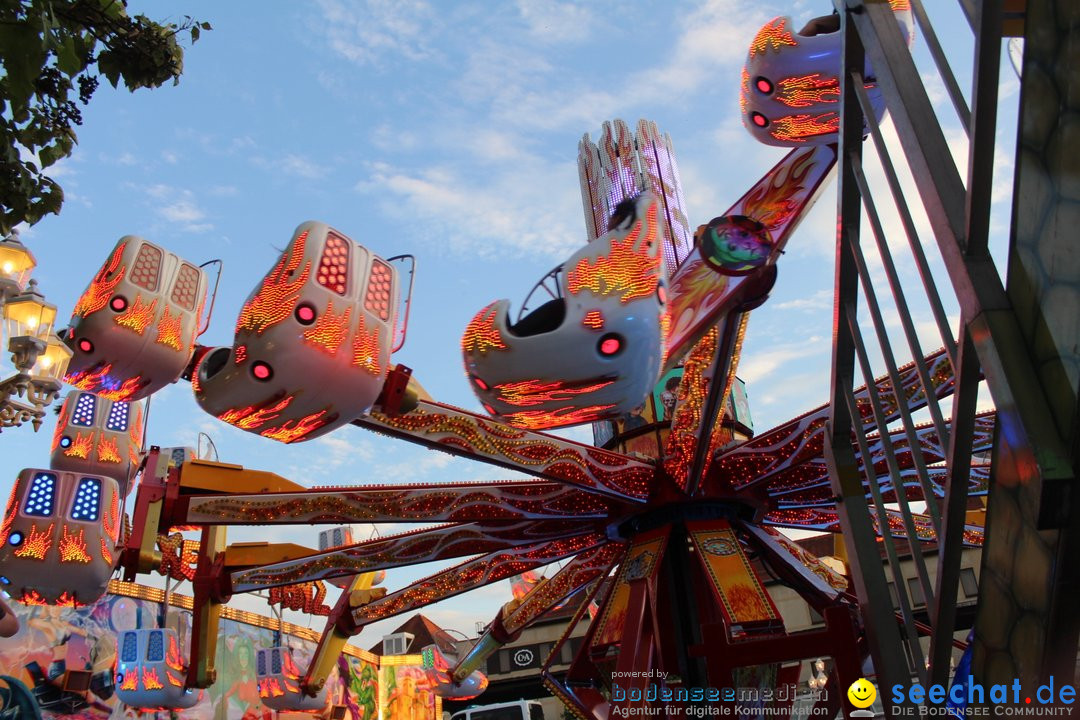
[828,0,1079,708]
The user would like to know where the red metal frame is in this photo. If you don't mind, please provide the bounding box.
[82,141,987,720]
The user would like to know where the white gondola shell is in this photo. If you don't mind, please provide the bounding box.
[433,670,489,701]
[256,647,327,711]
[0,468,120,606]
[115,628,200,710]
[193,221,397,443]
[462,192,666,429]
[49,391,144,496]
[740,3,913,146]
[64,237,208,402]
[422,643,489,700]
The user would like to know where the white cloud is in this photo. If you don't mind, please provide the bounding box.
[357,160,583,260]
[371,124,418,152]
[161,199,205,223]
[251,153,323,181]
[774,289,832,312]
[281,153,322,179]
[283,432,377,480]
[634,0,768,98]
[515,0,592,44]
[316,0,438,66]
[144,184,214,232]
[547,423,593,445]
[738,335,829,383]
[373,447,454,480]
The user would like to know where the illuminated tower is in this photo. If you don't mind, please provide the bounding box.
[578,118,694,272]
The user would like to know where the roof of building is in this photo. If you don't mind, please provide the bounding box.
[367,612,447,654]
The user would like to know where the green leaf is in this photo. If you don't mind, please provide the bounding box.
[0,24,48,111]
[0,2,208,231]
[56,36,84,76]
[97,0,127,21]
[38,144,60,169]
[97,50,122,88]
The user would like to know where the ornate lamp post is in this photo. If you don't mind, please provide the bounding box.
[0,275,69,431]
[807,658,829,691]
[0,230,36,300]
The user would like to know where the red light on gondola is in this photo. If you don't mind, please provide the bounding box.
[78,338,94,353]
[755,77,773,94]
[295,303,316,325]
[751,112,769,127]
[110,296,128,312]
[472,376,489,391]
[598,334,623,356]
[252,362,273,381]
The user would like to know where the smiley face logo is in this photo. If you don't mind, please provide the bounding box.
[847,678,877,709]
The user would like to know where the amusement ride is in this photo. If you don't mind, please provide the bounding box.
[0,3,989,718]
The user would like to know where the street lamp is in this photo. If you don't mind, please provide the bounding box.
[0,279,67,431]
[0,230,36,300]
[34,334,73,382]
[807,658,828,691]
[4,278,57,352]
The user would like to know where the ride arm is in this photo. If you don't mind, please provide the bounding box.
[449,542,625,684]
[303,572,384,695]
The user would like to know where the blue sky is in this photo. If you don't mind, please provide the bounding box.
[1,0,1017,645]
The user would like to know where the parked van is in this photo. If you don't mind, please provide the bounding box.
[450,699,545,720]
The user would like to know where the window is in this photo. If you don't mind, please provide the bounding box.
[497,649,510,674]
[70,477,102,522]
[71,393,96,426]
[147,631,164,662]
[317,233,351,296]
[171,263,201,309]
[886,582,900,609]
[960,568,979,597]
[907,577,926,607]
[105,401,129,432]
[272,649,282,674]
[23,473,56,517]
[365,259,394,321]
[474,706,527,720]
[121,631,139,662]
[130,243,163,291]
[530,704,545,720]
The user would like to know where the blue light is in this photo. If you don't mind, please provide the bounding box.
[8,532,22,546]
[0,576,9,585]
[71,478,101,521]
[25,473,57,517]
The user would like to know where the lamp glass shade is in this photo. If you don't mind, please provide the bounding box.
[32,333,73,381]
[0,237,36,297]
[3,289,56,342]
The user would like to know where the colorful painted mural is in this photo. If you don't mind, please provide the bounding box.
[379,659,438,720]
[0,585,437,719]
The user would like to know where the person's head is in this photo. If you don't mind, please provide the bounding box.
[233,635,254,669]
[665,376,680,392]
